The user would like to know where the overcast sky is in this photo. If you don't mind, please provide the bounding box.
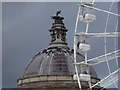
[2,2,119,88]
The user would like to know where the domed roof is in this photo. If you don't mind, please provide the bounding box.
[22,12,98,78]
[23,47,97,78]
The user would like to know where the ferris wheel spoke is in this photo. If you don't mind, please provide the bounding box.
[101,74,118,88]
[114,19,119,68]
[80,3,120,17]
[89,49,120,65]
[74,49,120,65]
[76,32,120,37]
[87,68,120,90]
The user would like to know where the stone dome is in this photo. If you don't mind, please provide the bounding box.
[18,12,100,89]
[23,47,97,78]
[21,12,98,78]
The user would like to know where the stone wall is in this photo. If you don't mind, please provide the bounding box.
[17,75,101,90]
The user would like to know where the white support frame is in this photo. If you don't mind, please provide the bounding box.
[73,1,120,90]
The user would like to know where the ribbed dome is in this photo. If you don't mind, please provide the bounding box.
[17,12,101,90]
[23,47,97,78]
[21,12,98,79]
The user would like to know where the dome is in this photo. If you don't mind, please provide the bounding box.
[23,47,97,78]
[21,12,98,78]
[18,12,100,89]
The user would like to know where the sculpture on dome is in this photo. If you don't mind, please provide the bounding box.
[56,10,61,16]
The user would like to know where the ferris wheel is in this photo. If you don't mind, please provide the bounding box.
[73,1,120,90]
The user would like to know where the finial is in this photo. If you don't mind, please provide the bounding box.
[56,10,61,16]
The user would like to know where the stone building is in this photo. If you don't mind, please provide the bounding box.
[17,12,101,90]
